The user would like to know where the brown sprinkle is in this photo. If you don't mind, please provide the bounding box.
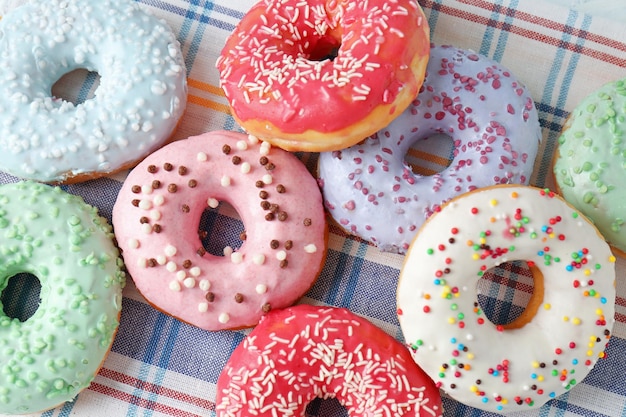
[269,203,279,213]
[259,156,269,165]
[205,292,215,302]
[278,211,288,221]
[182,204,190,213]
[168,184,178,193]
[182,260,192,269]
[285,240,293,250]
[255,180,264,188]
[198,230,208,239]
[240,232,247,241]
[147,258,158,267]
[234,293,244,303]
[304,218,312,226]
[178,166,188,175]
[164,163,173,171]
[265,162,275,171]
[188,179,198,188]
[152,180,161,189]
[222,144,231,155]
[265,213,275,221]
[276,184,286,193]
[260,201,271,210]
[280,259,288,269]
[140,217,150,224]
[259,190,269,199]
[197,247,207,257]
[132,199,140,207]
[131,185,141,194]
[270,240,279,249]
[153,224,162,233]
[232,156,242,165]
[262,303,271,313]
[148,165,158,173]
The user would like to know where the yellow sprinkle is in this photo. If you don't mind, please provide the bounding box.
[472,253,480,260]
[467,353,475,360]
[532,361,540,368]
[537,375,544,382]
[480,237,486,244]
[587,350,594,357]
[448,317,456,324]
[470,385,478,393]
[590,335,597,342]
[563,316,569,322]
[501,399,509,405]
[596,308,603,315]
[511,192,518,198]
[543,303,551,310]
[599,351,606,358]
[454,293,460,298]
[584,269,591,276]
[609,255,616,263]
[549,232,555,238]
[490,199,498,207]
[572,317,581,325]
[440,366,446,372]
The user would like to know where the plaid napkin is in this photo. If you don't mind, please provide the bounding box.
[0,0,625,416]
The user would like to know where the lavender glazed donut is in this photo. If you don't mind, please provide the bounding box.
[318,45,541,253]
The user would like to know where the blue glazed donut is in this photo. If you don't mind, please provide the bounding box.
[0,0,187,183]
[318,45,542,253]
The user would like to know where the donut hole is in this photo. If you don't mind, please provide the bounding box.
[307,33,341,62]
[306,397,348,416]
[198,201,245,257]
[476,260,544,329]
[51,68,101,105]
[405,132,455,176]
[0,272,42,322]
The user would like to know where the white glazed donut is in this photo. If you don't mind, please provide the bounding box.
[318,44,541,253]
[0,0,187,183]
[396,185,616,413]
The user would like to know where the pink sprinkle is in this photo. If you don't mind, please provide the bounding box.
[343,200,356,210]
[382,147,393,155]
[435,111,446,120]
[507,104,515,114]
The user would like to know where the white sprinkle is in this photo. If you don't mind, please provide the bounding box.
[221,176,232,187]
[260,142,271,156]
[137,258,147,268]
[141,184,153,195]
[165,245,177,256]
[231,252,243,264]
[224,246,234,256]
[198,302,209,312]
[262,174,273,184]
[241,162,251,174]
[153,195,165,206]
[190,266,201,277]
[207,197,219,208]
[139,199,153,210]
[169,281,181,292]
[157,255,167,265]
[256,284,268,294]
[150,210,162,220]
[141,223,152,234]
[127,239,140,249]
[248,134,259,144]
[197,152,208,161]
[304,244,317,253]
[276,250,287,261]
[236,140,248,150]
[199,279,211,291]
[166,261,177,272]
[219,313,230,324]
[253,254,266,265]
[176,271,186,280]
[183,278,196,288]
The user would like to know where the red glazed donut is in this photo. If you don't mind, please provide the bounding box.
[112,131,328,331]
[216,0,430,152]
[216,304,443,416]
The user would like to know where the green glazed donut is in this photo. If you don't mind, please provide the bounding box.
[0,181,126,414]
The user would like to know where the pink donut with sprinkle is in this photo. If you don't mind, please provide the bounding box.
[113,131,327,331]
[318,45,541,253]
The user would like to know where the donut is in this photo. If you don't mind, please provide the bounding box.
[112,130,327,331]
[318,45,542,253]
[0,181,126,414]
[0,0,187,183]
[216,304,444,416]
[216,0,430,152]
[396,184,616,413]
[553,77,626,255]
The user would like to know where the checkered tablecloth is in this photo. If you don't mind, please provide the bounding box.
[0,0,625,416]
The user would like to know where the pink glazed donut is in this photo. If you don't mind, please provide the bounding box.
[113,131,327,331]
[318,45,542,253]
